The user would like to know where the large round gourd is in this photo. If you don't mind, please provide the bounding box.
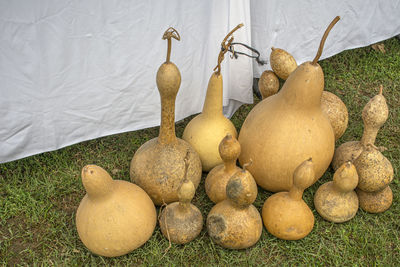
[130,28,201,205]
[238,17,340,192]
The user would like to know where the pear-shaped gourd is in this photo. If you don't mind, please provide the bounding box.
[76,165,157,257]
[130,28,201,205]
[258,70,279,99]
[314,162,359,223]
[207,161,262,249]
[182,24,243,172]
[159,159,203,244]
[321,91,349,140]
[262,159,315,240]
[270,47,297,80]
[356,186,393,213]
[332,85,388,170]
[239,17,340,192]
[205,134,241,203]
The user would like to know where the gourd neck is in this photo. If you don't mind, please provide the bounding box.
[202,72,223,116]
[158,91,177,145]
[288,186,304,201]
[360,126,378,146]
[224,160,237,173]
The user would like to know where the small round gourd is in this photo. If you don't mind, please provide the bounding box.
[353,144,393,192]
[332,85,388,170]
[205,134,241,203]
[270,47,297,80]
[258,70,279,99]
[159,164,203,244]
[356,186,393,213]
[262,159,315,240]
[321,91,349,140]
[314,162,359,223]
[207,162,262,249]
[76,165,157,257]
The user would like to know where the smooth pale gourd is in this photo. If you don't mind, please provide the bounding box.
[332,85,388,170]
[130,28,202,205]
[270,47,297,80]
[239,17,341,192]
[207,163,262,249]
[356,186,393,213]
[314,162,359,223]
[205,134,241,203]
[262,159,315,240]
[258,70,279,99]
[321,91,349,140]
[159,168,203,244]
[182,24,243,172]
[76,165,156,257]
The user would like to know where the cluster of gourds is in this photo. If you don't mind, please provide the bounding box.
[75,16,394,257]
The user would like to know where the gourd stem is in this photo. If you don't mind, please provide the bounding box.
[162,27,181,63]
[312,16,340,65]
[158,97,177,144]
[166,38,171,63]
[242,159,252,173]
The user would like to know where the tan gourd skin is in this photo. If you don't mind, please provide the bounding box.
[207,164,262,249]
[332,86,388,170]
[314,162,359,223]
[159,174,203,244]
[259,70,279,99]
[205,134,241,203]
[238,17,341,192]
[262,159,315,240]
[270,47,297,80]
[130,28,202,205]
[356,186,393,213]
[76,165,156,257]
[321,91,349,140]
[182,24,242,172]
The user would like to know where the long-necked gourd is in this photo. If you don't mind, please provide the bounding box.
[76,165,156,257]
[182,24,243,172]
[262,159,315,240]
[238,17,340,192]
[159,159,203,244]
[205,134,241,203]
[207,161,262,249]
[332,85,389,170]
[130,28,202,205]
[314,162,359,223]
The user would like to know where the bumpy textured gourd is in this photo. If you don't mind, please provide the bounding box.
[207,161,262,249]
[182,24,243,172]
[239,17,340,192]
[321,91,349,140]
[205,134,241,203]
[314,162,359,223]
[332,85,388,170]
[262,159,315,240]
[258,70,279,99]
[76,165,157,257]
[270,47,297,80]
[356,186,393,213]
[130,28,202,205]
[159,159,203,244]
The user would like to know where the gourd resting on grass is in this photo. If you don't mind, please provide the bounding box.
[76,165,156,257]
[130,28,201,205]
[159,159,203,244]
[262,159,315,240]
[205,134,241,203]
[332,85,389,170]
[207,161,262,249]
[356,186,393,213]
[182,24,242,172]
[238,17,340,192]
[314,162,359,223]
[258,70,279,99]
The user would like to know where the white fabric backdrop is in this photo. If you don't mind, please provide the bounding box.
[1,0,400,163]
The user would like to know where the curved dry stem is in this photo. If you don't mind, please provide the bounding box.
[162,27,181,63]
[242,158,253,172]
[379,85,383,95]
[312,16,340,65]
[214,23,244,74]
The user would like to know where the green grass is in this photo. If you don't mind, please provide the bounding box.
[1,37,400,266]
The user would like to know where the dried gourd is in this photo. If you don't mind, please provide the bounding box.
[321,90,349,140]
[258,70,279,99]
[130,28,202,205]
[270,47,297,80]
[356,186,393,213]
[76,165,156,257]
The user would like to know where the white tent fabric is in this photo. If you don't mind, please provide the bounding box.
[1,0,400,163]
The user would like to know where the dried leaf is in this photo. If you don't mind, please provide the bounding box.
[371,43,385,53]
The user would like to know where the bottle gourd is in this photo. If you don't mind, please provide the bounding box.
[182,24,242,172]
[238,17,340,192]
[76,165,156,257]
[130,28,202,205]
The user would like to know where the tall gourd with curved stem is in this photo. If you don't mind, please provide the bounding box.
[238,17,340,192]
[130,28,202,205]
